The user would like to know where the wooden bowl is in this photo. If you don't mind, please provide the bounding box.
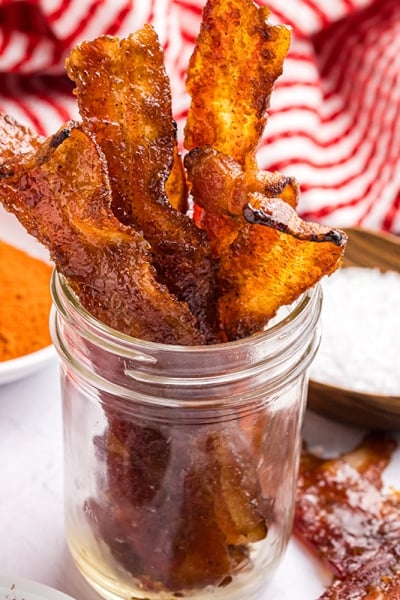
[307,227,400,430]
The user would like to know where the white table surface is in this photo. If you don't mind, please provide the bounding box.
[1,357,399,600]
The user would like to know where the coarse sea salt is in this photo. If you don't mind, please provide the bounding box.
[309,266,400,396]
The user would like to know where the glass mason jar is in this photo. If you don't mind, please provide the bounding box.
[50,271,322,600]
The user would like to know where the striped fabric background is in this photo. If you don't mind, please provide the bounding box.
[0,0,399,233]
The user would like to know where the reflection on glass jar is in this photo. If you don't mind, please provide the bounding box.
[50,271,321,600]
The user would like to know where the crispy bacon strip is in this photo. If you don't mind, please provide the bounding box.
[0,121,205,345]
[91,413,271,591]
[184,0,291,169]
[295,434,400,599]
[185,146,299,217]
[66,26,178,220]
[218,209,345,339]
[185,146,299,256]
[340,434,398,489]
[66,27,218,340]
[182,0,346,340]
[209,428,269,545]
[185,147,346,340]
[320,562,400,600]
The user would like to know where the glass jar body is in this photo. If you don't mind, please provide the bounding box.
[50,272,322,600]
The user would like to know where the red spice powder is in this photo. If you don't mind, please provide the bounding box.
[0,239,53,361]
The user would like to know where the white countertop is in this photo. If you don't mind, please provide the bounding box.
[1,356,398,600]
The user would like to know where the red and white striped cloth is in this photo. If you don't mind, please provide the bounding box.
[0,0,399,233]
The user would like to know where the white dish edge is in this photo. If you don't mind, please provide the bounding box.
[0,575,75,600]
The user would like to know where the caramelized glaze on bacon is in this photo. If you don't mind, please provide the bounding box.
[66,27,218,341]
[0,121,206,345]
[185,147,346,340]
[295,433,400,599]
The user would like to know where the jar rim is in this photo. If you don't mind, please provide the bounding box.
[51,270,320,355]
[51,270,322,404]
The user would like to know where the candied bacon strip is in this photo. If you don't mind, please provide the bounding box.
[90,420,258,591]
[209,428,270,545]
[184,0,291,169]
[182,0,345,340]
[0,121,206,345]
[185,145,299,256]
[186,148,346,340]
[66,27,218,341]
[66,27,177,220]
[320,557,400,600]
[340,433,397,490]
[185,147,299,215]
[295,434,400,599]
[209,199,344,340]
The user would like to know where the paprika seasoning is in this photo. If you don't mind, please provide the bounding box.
[0,239,53,361]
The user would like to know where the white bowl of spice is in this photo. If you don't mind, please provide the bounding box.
[308,227,400,430]
[0,207,55,385]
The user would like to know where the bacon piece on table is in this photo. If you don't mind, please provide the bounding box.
[295,433,400,599]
